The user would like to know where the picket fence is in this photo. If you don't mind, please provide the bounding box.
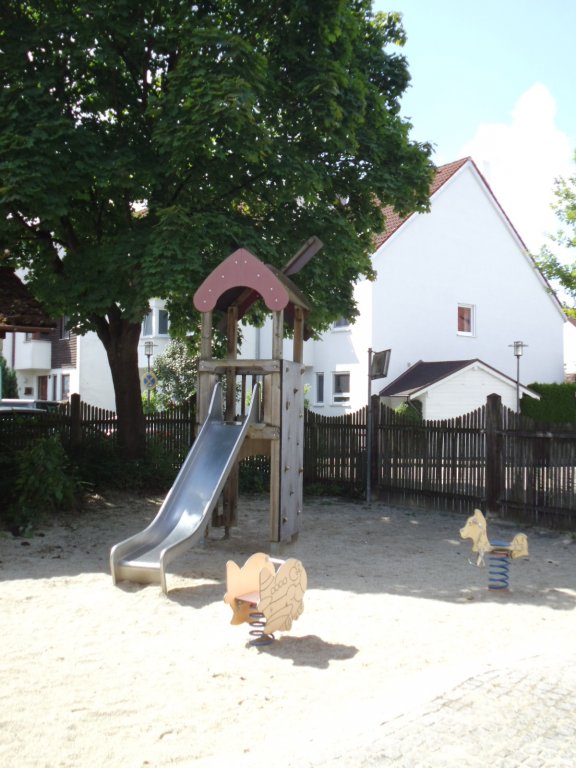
[2,394,575,529]
[304,394,576,530]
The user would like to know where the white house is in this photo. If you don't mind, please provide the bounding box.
[3,297,171,411]
[302,157,567,416]
[565,317,576,382]
[379,359,539,420]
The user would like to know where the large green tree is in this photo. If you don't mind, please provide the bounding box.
[537,157,576,316]
[0,0,433,458]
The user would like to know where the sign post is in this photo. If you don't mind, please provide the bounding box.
[366,348,391,504]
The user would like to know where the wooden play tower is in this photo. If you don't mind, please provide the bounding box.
[192,245,315,543]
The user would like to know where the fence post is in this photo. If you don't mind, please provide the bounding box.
[370,395,380,500]
[485,393,502,514]
[70,393,82,449]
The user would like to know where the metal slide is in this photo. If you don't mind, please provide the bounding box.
[110,382,260,593]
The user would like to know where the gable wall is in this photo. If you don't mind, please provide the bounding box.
[417,364,519,420]
[369,163,564,389]
[305,161,565,417]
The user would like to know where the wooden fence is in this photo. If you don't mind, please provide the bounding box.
[2,393,575,529]
[0,397,195,465]
[304,394,576,530]
[304,408,367,489]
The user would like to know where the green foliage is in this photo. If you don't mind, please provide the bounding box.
[521,383,576,423]
[142,388,161,415]
[304,481,363,499]
[0,1,433,458]
[536,155,576,309]
[239,456,270,494]
[394,401,422,421]
[0,354,18,397]
[73,431,179,493]
[152,339,198,408]
[2,436,78,535]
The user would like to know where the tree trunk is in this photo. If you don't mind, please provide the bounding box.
[96,316,146,460]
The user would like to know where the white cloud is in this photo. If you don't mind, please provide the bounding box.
[460,83,574,254]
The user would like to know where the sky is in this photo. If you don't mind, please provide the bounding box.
[372,0,576,256]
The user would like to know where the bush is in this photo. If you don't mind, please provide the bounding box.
[394,401,422,421]
[239,456,270,493]
[0,354,18,397]
[2,435,79,535]
[72,434,179,495]
[522,383,576,423]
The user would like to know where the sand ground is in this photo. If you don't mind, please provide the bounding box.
[1,492,575,767]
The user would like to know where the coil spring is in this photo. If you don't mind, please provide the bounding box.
[488,549,510,590]
[248,610,275,646]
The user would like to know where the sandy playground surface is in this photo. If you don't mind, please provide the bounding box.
[1,492,575,767]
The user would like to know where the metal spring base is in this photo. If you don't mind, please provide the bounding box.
[248,610,275,646]
[488,549,511,590]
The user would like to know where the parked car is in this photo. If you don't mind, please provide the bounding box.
[0,399,62,412]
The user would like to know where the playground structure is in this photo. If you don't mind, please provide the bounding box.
[460,509,529,590]
[110,243,317,592]
[224,553,308,644]
[193,244,315,544]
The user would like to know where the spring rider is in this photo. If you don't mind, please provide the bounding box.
[224,553,307,645]
[460,509,529,591]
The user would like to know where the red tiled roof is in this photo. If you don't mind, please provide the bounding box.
[374,157,470,249]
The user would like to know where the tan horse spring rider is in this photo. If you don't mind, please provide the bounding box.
[460,509,529,566]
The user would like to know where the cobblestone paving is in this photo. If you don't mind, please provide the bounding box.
[324,654,576,768]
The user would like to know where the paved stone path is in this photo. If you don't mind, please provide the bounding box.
[323,653,576,767]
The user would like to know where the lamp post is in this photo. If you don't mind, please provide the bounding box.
[144,340,154,410]
[509,341,527,412]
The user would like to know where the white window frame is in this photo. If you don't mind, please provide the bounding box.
[142,310,153,337]
[315,372,325,406]
[332,371,351,405]
[457,304,475,336]
[332,317,350,331]
[158,309,170,336]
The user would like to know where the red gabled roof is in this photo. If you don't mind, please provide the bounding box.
[374,158,469,250]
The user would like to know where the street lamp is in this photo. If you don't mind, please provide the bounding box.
[144,341,154,410]
[509,341,527,413]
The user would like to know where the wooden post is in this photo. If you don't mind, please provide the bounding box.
[225,306,238,420]
[293,306,304,364]
[197,311,214,428]
[272,310,284,360]
[370,394,380,498]
[69,392,82,449]
[486,393,503,515]
[223,305,239,530]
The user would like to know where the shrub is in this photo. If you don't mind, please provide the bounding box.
[3,436,79,535]
[0,354,18,398]
[72,434,178,495]
[522,383,576,423]
[394,401,422,421]
[239,456,270,493]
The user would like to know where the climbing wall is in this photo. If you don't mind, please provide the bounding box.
[277,360,305,541]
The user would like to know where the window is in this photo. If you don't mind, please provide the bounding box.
[142,310,153,336]
[59,317,70,340]
[61,374,70,400]
[142,308,170,336]
[316,373,324,405]
[333,372,350,404]
[333,317,350,330]
[457,304,474,335]
[158,309,169,335]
